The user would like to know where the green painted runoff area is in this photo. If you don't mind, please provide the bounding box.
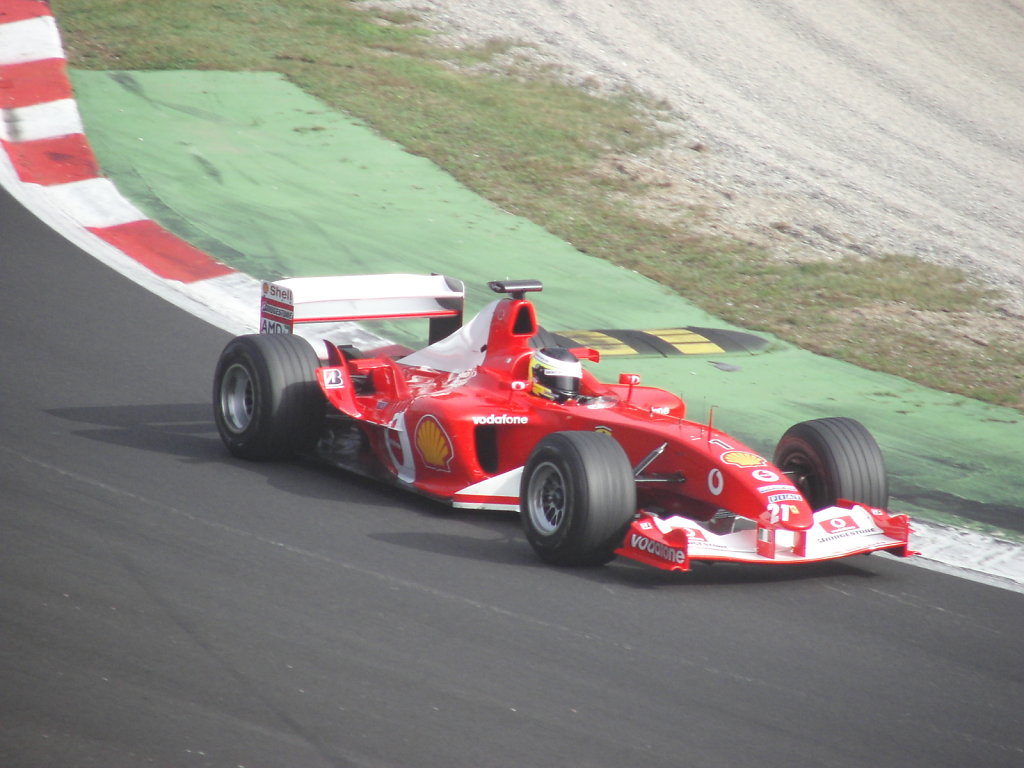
[70,70,1024,534]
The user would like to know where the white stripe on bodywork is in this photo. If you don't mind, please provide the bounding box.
[452,468,524,511]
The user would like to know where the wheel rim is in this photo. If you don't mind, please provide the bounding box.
[220,363,255,434]
[780,451,826,509]
[527,461,568,536]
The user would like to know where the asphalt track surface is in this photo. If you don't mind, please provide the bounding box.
[3,185,1024,767]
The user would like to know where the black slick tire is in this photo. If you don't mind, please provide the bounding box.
[773,417,888,510]
[213,334,324,460]
[520,431,636,566]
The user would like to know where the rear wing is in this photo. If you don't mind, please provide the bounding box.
[260,273,465,343]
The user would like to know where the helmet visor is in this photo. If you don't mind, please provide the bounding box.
[541,372,580,397]
[534,350,582,398]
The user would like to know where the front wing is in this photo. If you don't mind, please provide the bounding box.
[617,501,914,572]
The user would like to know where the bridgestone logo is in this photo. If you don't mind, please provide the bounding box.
[629,533,686,564]
[820,528,874,543]
[260,303,293,320]
[471,414,529,425]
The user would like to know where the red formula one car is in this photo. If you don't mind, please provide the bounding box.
[213,274,913,571]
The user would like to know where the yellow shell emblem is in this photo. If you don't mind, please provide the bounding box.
[721,450,767,468]
[415,415,453,471]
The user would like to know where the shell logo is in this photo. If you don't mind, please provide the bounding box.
[414,415,454,471]
[721,450,767,468]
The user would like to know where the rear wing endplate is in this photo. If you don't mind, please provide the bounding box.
[260,273,465,343]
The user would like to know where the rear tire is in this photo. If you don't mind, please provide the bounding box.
[773,417,888,510]
[520,432,636,566]
[213,334,324,460]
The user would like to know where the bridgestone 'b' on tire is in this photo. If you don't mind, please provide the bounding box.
[773,417,888,510]
[213,334,324,460]
[520,431,637,567]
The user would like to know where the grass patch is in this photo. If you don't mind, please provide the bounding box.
[53,0,1022,410]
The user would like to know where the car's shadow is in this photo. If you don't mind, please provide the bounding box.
[46,402,430,508]
[47,402,891,588]
[47,403,221,460]
[372,525,887,588]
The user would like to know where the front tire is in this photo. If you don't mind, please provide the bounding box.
[520,432,636,566]
[213,334,324,460]
[773,417,888,510]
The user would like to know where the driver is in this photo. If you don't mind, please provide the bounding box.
[529,347,583,403]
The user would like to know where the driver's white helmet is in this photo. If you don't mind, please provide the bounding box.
[529,347,582,402]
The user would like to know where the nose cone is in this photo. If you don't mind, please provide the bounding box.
[760,501,815,531]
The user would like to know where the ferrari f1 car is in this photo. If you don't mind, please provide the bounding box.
[213,273,914,571]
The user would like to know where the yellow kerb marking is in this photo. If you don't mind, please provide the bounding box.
[648,329,725,355]
[560,331,634,355]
